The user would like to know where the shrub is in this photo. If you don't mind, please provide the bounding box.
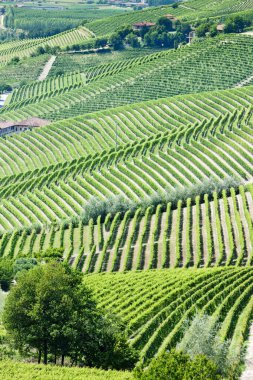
[0,259,13,291]
[177,314,240,378]
[134,350,221,380]
[81,176,242,224]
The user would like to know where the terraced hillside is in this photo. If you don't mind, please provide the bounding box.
[2,35,253,122]
[0,83,251,179]
[0,182,253,273]
[48,48,163,77]
[0,26,93,66]
[86,267,253,362]
[85,0,253,36]
[0,85,253,269]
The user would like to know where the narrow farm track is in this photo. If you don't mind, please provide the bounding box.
[0,15,5,30]
[38,55,56,81]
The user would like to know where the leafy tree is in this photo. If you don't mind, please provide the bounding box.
[157,17,173,32]
[13,258,37,279]
[196,23,210,37]
[109,33,124,50]
[3,262,137,368]
[10,56,20,64]
[33,247,64,261]
[172,2,179,8]
[126,33,140,48]
[0,259,13,291]
[224,15,250,34]
[94,37,108,48]
[177,314,240,378]
[0,83,12,93]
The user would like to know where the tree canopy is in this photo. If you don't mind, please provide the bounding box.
[3,262,137,369]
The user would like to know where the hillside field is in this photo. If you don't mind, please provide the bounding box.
[1,0,253,378]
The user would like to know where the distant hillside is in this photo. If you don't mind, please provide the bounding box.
[2,35,253,122]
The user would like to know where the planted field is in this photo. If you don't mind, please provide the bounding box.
[8,49,166,104]
[0,54,50,88]
[9,71,85,104]
[0,27,93,66]
[85,0,253,35]
[0,83,253,236]
[0,98,252,232]
[4,5,130,37]
[49,49,163,77]
[0,81,252,179]
[1,183,253,272]
[86,267,253,362]
[0,360,133,380]
[3,35,253,121]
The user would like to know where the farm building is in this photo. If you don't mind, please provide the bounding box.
[217,24,225,32]
[165,14,178,21]
[133,21,156,30]
[0,118,50,137]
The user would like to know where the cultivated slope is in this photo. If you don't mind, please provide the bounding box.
[86,267,253,362]
[2,35,253,121]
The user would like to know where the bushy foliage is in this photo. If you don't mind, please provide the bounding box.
[0,259,13,292]
[134,350,221,380]
[82,176,242,224]
[3,262,138,369]
[33,247,64,261]
[13,258,37,280]
[177,314,240,378]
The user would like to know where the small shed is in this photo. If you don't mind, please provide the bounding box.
[165,14,178,21]
[217,24,225,32]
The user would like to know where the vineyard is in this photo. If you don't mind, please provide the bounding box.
[85,267,253,362]
[1,0,253,377]
[0,182,253,273]
[3,35,253,122]
[85,0,253,35]
[48,48,163,77]
[4,4,130,37]
[0,27,93,66]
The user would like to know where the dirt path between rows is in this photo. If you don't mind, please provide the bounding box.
[38,55,56,81]
[0,15,5,30]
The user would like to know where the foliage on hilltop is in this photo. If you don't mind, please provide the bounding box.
[81,176,242,223]
[108,18,191,50]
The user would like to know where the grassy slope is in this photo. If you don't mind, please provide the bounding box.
[0,360,133,380]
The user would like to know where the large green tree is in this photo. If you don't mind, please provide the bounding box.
[3,262,137,368]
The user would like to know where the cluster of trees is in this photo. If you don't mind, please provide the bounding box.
[135,351,221,380]
[0,83,12,93]
[1,260,241,376]
[136,314,240,379]
[0,248,63,291]
[2,261,137,369]
[109,18,191,50]
[195,15,252,38]
[81,176,241,224]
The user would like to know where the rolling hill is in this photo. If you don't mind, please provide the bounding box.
[1,0,253,377]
